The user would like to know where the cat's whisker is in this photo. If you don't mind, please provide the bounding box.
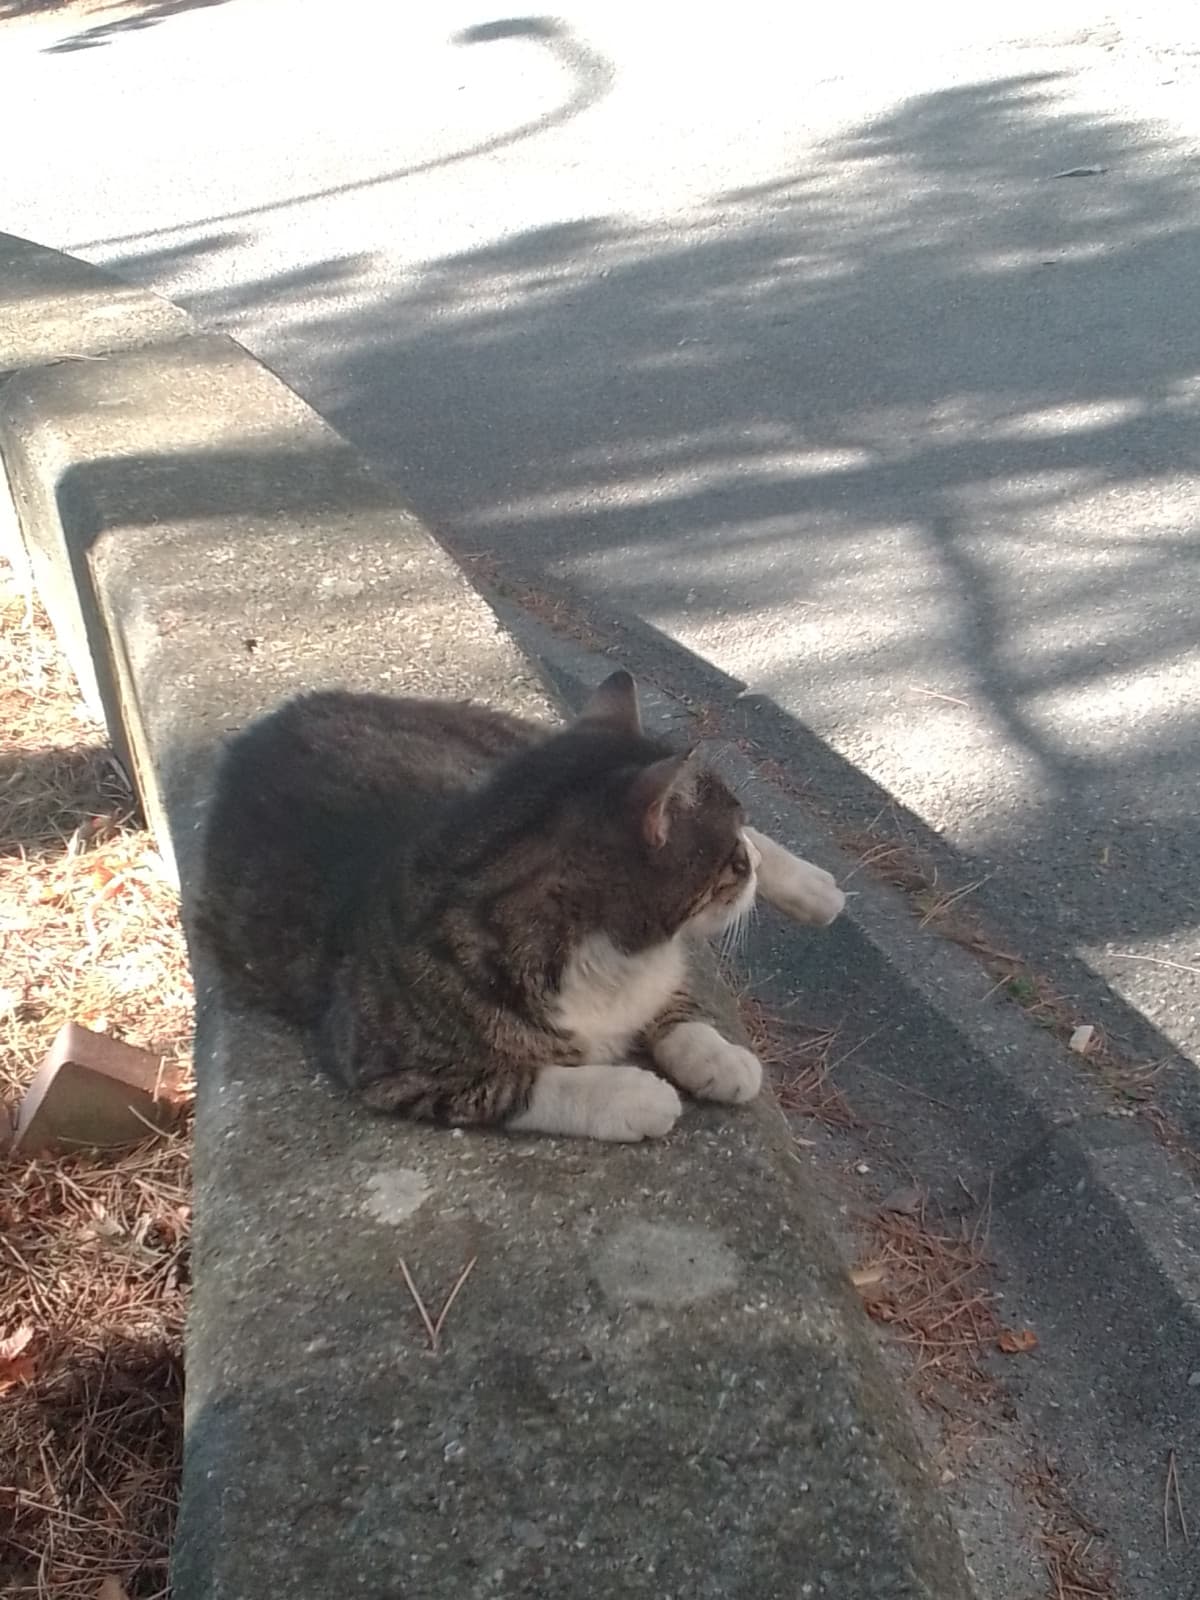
[718,900,755,968]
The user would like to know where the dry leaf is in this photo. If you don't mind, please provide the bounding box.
[0,1354,36,1391]
[850,1265,886,1289]
[96,1578,132,1600]
[0,1322,36,1391]
[156,1204,191,1246]
[0,1323,34,1361]
[997,1326,1038,1354]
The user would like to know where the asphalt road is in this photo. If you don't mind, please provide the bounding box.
[3,0,1199,1063]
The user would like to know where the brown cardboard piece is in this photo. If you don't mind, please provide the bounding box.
[12,1022,185,1155]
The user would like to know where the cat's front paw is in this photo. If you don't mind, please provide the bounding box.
[745,829,845,926]
[770,861,845,926]
[652,1022,763,1104]
[597,1066,684,1141]
[509,1064,681,1142]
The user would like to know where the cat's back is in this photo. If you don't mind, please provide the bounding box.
[208,689,549,870]
[195,690,547,1014]
[240,690,538,801]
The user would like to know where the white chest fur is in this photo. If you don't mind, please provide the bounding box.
[551,934,685,1063]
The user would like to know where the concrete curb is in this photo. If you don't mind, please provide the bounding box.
[483,588,1200,1600]
[0,233,973,1599]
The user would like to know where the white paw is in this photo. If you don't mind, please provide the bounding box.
[594,1066,683,1141]
[509,1064,681,1142]
[743,828,846,926]
[652,1022,763,1104]
[764,856,845,925]
[773,860,845,925]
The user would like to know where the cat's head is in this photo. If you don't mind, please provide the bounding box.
[505,671,758,949]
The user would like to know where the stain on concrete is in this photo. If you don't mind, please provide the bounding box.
[593,1220,738,1306]
[361,1165,430,1224]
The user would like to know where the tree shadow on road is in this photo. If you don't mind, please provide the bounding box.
[60,14,613,229]
[0,0,233,49]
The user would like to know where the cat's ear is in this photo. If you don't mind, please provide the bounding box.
[630,749,699,848]
[577,670,642,736]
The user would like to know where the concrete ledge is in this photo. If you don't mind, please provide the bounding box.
[0,232,192,371]
[0,234,193,734]
[182,992,964,1599]
[0,233,971,1598]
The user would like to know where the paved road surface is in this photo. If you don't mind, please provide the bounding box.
[3,0,1198,1062]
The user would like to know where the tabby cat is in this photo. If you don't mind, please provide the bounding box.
[194,671,843,1142]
